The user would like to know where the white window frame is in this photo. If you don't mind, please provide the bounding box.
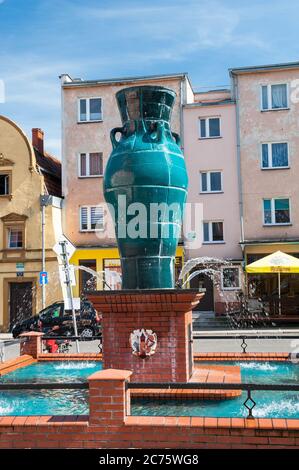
[263,197,291,226]
[221,266,241,291]
[7,227,23,249]
[80,205,104,232]
[200,171,223,193]
[260,83,289,111]
[203,220,224,244]
[77,97,103,123]
[261,142,289,169]
[78,152,103,177]
[199,117,221,139]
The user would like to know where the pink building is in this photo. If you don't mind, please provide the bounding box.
[230,62,299,316]
[60,73,194,293]
[183,90,242,314]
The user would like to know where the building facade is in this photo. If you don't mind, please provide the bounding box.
[231,62,299,314]
[183,90,242,314]
[60,73,194,295]
[0,117,62,331]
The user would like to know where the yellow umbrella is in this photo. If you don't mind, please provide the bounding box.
[245,250,299,315]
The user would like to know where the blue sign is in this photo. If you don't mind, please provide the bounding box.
[39,271,48,286]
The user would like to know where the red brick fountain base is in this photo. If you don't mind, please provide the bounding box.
[87,289,204,383]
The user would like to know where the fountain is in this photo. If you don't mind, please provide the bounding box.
[88,85,204,382]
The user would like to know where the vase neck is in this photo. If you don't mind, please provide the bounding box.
[123,119,171,135]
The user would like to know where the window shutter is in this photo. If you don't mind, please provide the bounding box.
[80,207,88,230]
[91,206,104,230]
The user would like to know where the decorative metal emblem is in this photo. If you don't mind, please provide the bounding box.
[130,329,157,358]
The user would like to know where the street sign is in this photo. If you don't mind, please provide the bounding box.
[16,262,25,277]
[16,262,24,272]
[39,271,48,285]
[64,297,81,311]
[53,235,76,262]
[58,265,76,286]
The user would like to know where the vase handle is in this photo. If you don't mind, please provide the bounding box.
[110,127,124,149]
[148,122,163,143]
[172,132,181,147]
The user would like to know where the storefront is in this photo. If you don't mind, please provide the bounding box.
[245,242,299,316]
[70,245,184,297]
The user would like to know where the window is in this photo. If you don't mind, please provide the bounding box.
[200,171,222,192]
[7,228,23,249]
[203,221,224,243]
[78,98,102,122]
[79,152,103,177]
[80,206,104,231]
[263,198,290,225]
[261,143,289,169]
[261,84,288,110]
[0,173,10,195]
[1,214,27,253]
[199,117,221,138]
[222,267,240,290]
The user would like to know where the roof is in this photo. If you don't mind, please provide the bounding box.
[34,148,62,198]
[184,99,235,108]
[229,61,299,76]
[242,239,299,245]
[61,72,190,88]
[194,88,231,94]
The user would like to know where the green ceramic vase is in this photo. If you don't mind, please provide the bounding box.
[104,86,188,289]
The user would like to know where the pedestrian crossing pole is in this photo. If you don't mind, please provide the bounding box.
[59,240,80,353]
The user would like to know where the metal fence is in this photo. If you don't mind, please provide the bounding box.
[0,380,298,419]
[127,381,299,419]
[193,333,299,354]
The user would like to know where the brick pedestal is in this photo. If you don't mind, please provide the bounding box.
[88,289,203,383]
[88,368,132,426]
[19,331,44,358]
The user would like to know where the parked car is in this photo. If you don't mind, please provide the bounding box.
[11,300,101,339]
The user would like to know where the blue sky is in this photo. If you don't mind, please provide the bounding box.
[0,0,299,158]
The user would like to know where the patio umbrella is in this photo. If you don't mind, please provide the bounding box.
[245,250,299,315]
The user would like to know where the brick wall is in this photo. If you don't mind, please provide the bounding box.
[0,368,298,448]
[20,331,43,359]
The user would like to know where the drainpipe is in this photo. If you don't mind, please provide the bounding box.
[232,73,245,247]
[180,78,185,151]
[41,203,46,309]
[232,73,247,295]
[40,195,52,309]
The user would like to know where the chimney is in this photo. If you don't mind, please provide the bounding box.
[32,128,44,154]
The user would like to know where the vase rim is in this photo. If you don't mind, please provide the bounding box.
[116,85,177,99]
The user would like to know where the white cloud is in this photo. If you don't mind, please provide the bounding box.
[75,0,268,59]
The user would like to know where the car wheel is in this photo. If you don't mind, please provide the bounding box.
[80,327,94,339]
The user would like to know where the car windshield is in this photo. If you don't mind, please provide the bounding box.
[40,304,61,320]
